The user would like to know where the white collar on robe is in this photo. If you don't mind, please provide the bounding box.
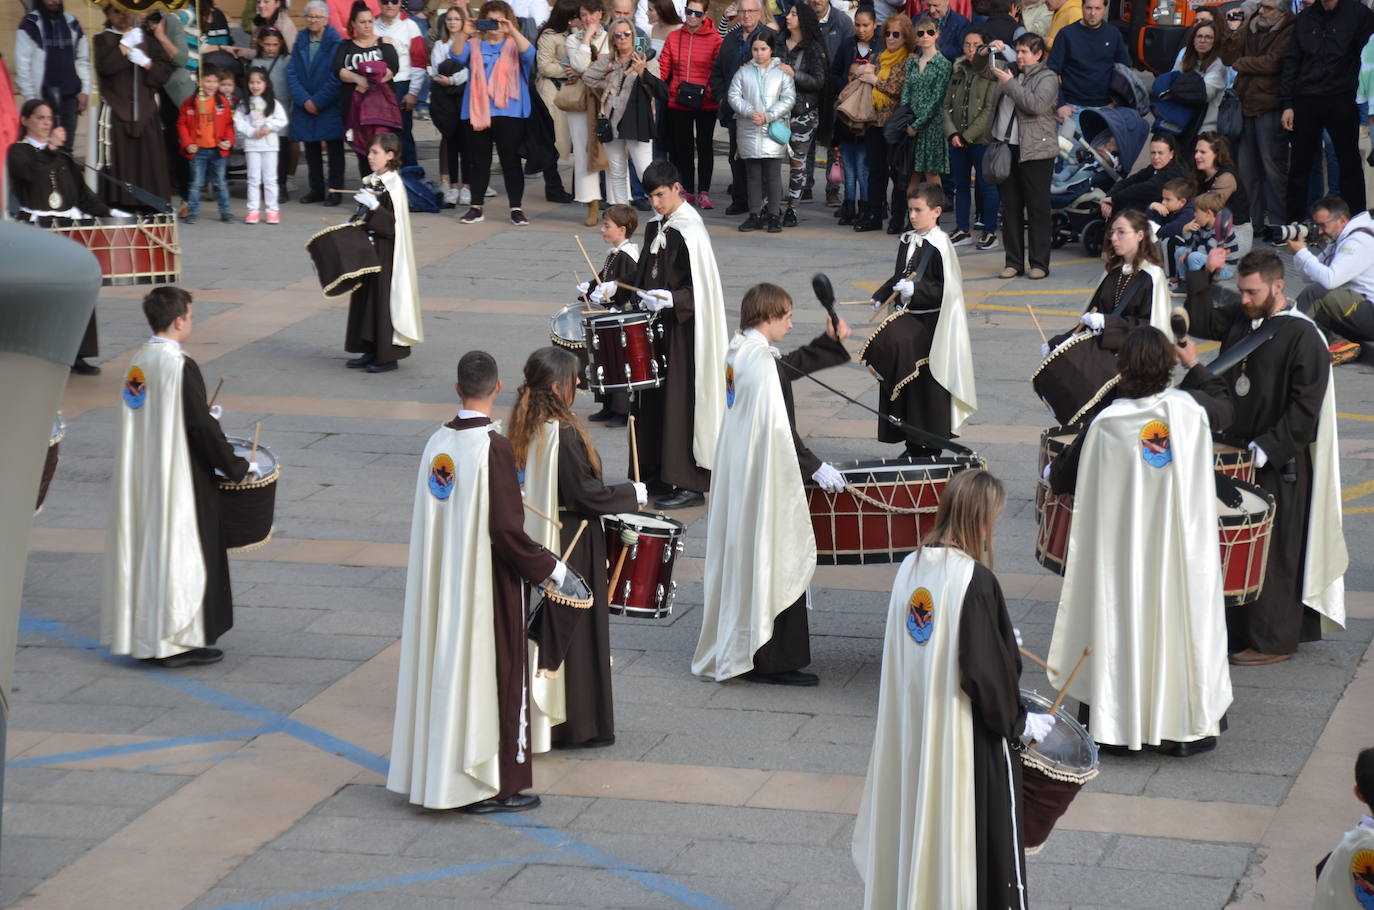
[23,135,48,149]
[742,327,779,357]
[457,409,487,420]
[1360,814,1374,831]
[147,335,182,352]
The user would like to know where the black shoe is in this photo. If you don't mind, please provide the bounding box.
[552,734,616,750]
[71,358,101,376]
[825,187,840,207]
[365,360,398,373]
[587,407,615,422]
[781,208,798,228]
[632,197,652,211]
[1097,742,1133,757]
[154,647,224,668]
[652,488,705,509]
[510,208,529,226]
[346,353,375,369]
[545,188,574,204]
[885,221,902,235]
[279,188,291,203]
[837,201,856,226]
[322,194,343,207]
[462,793,542,814]
[725,200,750,215]
[604,413,628,427]
[738,214,763,232]
[1156,736,1218,758]
[800,188,814,202]
[745,669,819,687]
[854,215,881,233]
[766,214,783,233]
[299,191,326,204]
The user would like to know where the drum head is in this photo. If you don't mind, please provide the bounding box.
[609,512,685,534]
[224,435,279,474]
[551,305,589,343]
[832,454,985,481]
[587,310,651,329]
[1021,689,1098,775]
[1218,482,1274,521]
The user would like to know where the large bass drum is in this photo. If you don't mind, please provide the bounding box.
[45,213,181,286]
[1031,331,1119,427]
[306,223,381,298]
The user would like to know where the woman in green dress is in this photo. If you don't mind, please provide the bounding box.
[899,16,951,188]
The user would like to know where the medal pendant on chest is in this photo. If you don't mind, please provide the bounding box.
[48,173,62,211]
[1235,372,1251,398]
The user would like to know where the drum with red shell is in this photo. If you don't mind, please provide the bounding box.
[583,311,665,393]
[604,512,684,618]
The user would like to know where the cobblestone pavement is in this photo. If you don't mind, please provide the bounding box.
[7,131,1374,910]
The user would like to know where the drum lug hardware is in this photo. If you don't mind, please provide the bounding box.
[629,543,639,562]
[651,358,661,377]
[655,322,664,340]
[674,539,684,557]
[596,365,605,388]
[620,327,628,347]
[655,583,665,606]
[662,540,673,563]
[621,579,632,601]
[590,331,599,351]
[664,580,677,613]
[624,363,633,382]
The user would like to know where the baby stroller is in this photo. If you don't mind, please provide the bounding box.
[1049,107,1150,256]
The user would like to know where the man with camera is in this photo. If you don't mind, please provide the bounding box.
[1287,195,1374,363]
[1219,0,1292,230]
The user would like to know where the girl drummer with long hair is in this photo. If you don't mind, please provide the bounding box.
[508,346,646,750]
[854,467,1045,909]
[1068,208,1172,353]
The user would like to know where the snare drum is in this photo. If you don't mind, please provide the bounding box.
[1031,332,1120,427]
[35,412,65,514]
[584,311,665,393]
[1035,425,1077,518]
[806,455,987,565]
[218,437,281,551]
[46,213,181,286]
[604,512,684,618]
[550,304,598,351]
[1020,689,1100,852]
[1218,482,1275,607]
[306,223,382,298]
[1212,441,1255,484]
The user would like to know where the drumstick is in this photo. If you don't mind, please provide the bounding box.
[208,377,225,408]
[572,268,592,307]
[523,499,564,529]
[559,519,589,564]
[250,421,261,464]
[1019,646,1058,677]
[325,187,371,193]
[1048,647,1092,715]
[574,233,599,280]
[869,270,917,324]
[606,526,640,608]
[1026,304,1048,347]
[628,415,640,483]
[615,280,650,297]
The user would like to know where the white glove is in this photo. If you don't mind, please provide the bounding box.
[1248,441,1269,469]
[353,191,380,210]
[546,559,568,588]
[632,481,648,506]
[1022,712,1056,745]
[1080,312,1105,333]
[596,281,617,301]
[1042,462,1052,480]
[893,277,915,301]
[209,405,223,421]
[1040,342,1050,358]
[638,289,674,312]
[869,298,883,313]
[246,460,261,480]
[812,462,846,493]
[576,280,591,296]
[109,208,132,218]
[1014,627,1023,647]
[121,27,144,48]
[127,47,152,68]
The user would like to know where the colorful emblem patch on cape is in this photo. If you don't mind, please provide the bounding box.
[1352,849,1374,908]
[122,366,147,410]
[1140,420,1172,468]
[725,363,735,408]
[906,587,934,644]
[428,453,456,501]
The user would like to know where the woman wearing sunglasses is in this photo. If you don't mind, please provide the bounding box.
[854,13,914,233]
[582,18,667,206]
[897,15,951,214]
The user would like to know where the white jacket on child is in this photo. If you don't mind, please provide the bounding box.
[233,98,289,153]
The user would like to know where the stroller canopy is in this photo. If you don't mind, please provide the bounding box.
[1079,107,1150,182]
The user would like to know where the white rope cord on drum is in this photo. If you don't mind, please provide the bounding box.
[840,482,933,515]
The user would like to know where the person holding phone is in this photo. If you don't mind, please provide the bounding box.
[582,17,667,205]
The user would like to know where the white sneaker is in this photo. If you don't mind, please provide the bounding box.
[485,186,497,198]
[459,186,472,206]
[443,188,460,206]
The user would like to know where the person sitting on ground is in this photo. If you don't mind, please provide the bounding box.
[1289,194,1374,365]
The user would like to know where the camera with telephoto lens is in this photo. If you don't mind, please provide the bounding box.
[1264,221,1320,243]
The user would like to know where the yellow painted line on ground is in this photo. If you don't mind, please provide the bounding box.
[1344,506,1374,515]
[976,288,1095,296]
[1339,412,1374,423]
[1342,478,1374,503]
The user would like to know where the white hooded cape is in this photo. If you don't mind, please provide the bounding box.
[387,423,502,809]
[650,202,728,470]
[692,332,816,681]
[1092,261,1172,336]
[102,341,207,659]
[852,547,978,909]
[522,420,566,754]
[1312,822,1374,910]
[907,227,978,431]
[1272,309,1347,631]
[380,169,423,347]
[1048,389,1232,748]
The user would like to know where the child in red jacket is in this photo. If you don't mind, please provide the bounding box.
[177,66,235,223]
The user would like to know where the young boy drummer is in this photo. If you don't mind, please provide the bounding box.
[576,203,640,426]
[692,283,851,687]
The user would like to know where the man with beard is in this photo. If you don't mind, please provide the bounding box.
[1182,248,1347,665]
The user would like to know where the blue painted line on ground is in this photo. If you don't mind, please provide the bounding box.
[203,852,562,910]
[7,727,274,768]
[17,613,739,910]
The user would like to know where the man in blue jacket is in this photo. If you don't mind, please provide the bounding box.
[288,0,345,206]
[1047,0,1129,137]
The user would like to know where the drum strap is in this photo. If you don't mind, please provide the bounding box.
[895,242,936,312]
[1204,317,1284,377]
[1108,272,1147,319]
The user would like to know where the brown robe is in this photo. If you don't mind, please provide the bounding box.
[751,332,850,675]
[94,28,175,210]
[446,415,558,798]
[550,426,639,745]
[626,221,711,492]
[344,194,411,366]
[182,357,249,644]
[1181,270,1332,655]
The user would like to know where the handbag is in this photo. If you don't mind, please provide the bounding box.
[555,78,589,112]
[835,76,878,129]
[1217,88,1243,142]
[674,30,706,109]
[828,152,843,185]
[757,67,791,146]
[983,139,1012,186]
[595,114,614,142]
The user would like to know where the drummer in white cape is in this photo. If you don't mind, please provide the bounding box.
[1181,248,1347,666]
[853,469,1051,910]
[388,351,590,813]
[692,283,851,687]
[1313,747,1374,910]
[102,287,255,669]
[614,160,729,511]
[1046,326,1236,757]
[343,132,422,374]
[508,346,646,751]
[861,183,977,456]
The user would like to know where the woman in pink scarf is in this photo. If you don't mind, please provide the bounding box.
[450,0,537,226]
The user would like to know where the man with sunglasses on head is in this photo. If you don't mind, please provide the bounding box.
[1219,0,1293,230]
[709,0,778,215]
[374,0,428,167]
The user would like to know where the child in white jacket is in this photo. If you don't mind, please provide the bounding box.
[235,66,290,224]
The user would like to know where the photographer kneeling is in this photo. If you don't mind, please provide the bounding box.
[1287,195,1374,364]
